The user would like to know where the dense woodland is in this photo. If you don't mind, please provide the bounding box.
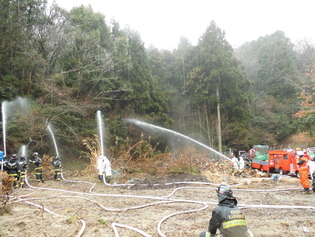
[1,0,315,161]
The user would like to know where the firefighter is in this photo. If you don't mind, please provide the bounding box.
[18,155,28,188]
[3,154,20,189]
[244,155,251,169]
[239,156,245,170]
[310,156,315,192]
[230,155,239,175]
[230,155,239,169]
[97,155,112,182]
[53,155,62,181]
[199,184,248,237]
[30,152,44,183]
[0,150,4,171]
[308,156,315,180]
[296,152,311,193]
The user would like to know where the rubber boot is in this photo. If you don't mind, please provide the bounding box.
[199,231,211,237]
[105,176,111,183]
[303,188,312,194]
[40,174,44,183]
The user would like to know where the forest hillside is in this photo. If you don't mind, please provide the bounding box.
[1,1,315,166]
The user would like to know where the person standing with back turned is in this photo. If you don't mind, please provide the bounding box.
[30,152,44,183]
[53,155,62,181]
[296,151,311,193]
[17,154,28,187]
[200,184,248,237]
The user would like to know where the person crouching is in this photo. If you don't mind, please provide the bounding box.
[200,184,248,237]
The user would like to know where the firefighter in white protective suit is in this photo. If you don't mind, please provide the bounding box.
[230,155,239,170]
[97,155,112,183]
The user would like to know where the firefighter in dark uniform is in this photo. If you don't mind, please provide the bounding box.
[3,154,20,189]
[200,184,248,237]
[18,155,28,187]
[30,152,44,183]
[53,155,62,181]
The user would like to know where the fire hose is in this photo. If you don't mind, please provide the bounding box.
[6,173,312,236]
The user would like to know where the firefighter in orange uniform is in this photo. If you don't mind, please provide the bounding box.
[296,152,311,193]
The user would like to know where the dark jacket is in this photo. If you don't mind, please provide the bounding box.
[4,158,19,175]
[32,156,42,168]
[18,158,27,171]
[208,194,248,237]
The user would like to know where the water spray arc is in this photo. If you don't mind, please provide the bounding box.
[47,123,60,157]
[2,101,7,159]
[21,145,26,157]
[1,97,30,168]
[97,110,105,156]
[125,119,231,161]
[96,110,112,182]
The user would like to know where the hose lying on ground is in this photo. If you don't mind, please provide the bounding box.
[7,173,311,237]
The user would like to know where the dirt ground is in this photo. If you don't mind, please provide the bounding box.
[1,170,315,237]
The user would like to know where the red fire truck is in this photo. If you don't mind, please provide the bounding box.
[267,149,299,175]
[250,145,301,176]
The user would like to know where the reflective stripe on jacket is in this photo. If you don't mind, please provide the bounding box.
[209,197,248,237]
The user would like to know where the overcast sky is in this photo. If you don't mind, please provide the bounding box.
[49,0,315,50]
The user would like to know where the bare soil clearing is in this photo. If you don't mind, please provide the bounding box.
[1,171,315,237]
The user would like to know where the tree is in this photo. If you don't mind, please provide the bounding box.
[186,21,251,151]
[124,29,170,124]
[294,40,315,135]
[236,31,301,143]
[0,0,47,101]
[57,5,113,103]
[146,41,193,132]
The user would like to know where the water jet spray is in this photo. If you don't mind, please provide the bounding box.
[47,123,60,157]
[20,145,27,156]
[125,119,231,161]
[2,98,30,151]
[1,97,30,170]
[1,101,7,160]
[97,110,105,156]
[96,110,112,181]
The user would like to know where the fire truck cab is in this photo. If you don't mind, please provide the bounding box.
[268,149,298,175]
[250,146,300,176]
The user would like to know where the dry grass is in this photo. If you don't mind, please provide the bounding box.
[0,171,12,194]
[111,142,230,182]
[82,134,101,173]
[79,134,262,184]
[42,154,55,178]
[0,171,12,212]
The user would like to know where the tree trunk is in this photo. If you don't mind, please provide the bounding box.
[216,85,222,152]
[204,101,212,148]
